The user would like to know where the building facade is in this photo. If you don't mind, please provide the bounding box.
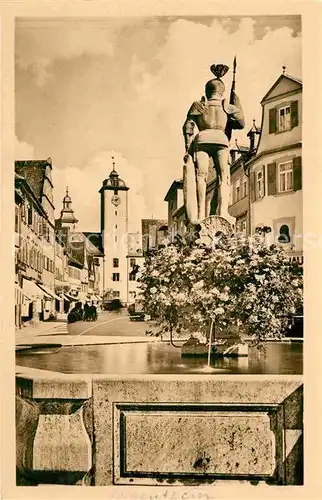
[15,159,60,326]
[247,73,302,263]
[56,191,104,307]
[127,231,145,303]
[141,218,169,252]
[99,163,129,302]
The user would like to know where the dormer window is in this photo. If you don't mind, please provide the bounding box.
[278,106,291,131]
[269,100,299,134]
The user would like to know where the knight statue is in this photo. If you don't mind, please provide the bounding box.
[182,60,245,230]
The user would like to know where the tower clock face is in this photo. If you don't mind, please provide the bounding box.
[111,195,121,207]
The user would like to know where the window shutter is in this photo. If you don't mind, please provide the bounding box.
[267,162,277,195]
[261,166,266,196]
[28,205,33,225]
[269,107,277,134]
[293,156,302,191]
[250,171,256,202]
[291,100,299,128]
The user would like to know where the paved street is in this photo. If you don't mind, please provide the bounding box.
[67,309,154,337]
[16,309,161,349]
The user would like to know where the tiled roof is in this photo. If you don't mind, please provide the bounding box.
[164,180,184,202]
[68,241,85,267]
[84,234,104,257]
[141,219,168,234]
[261,73,302,103]
[15,159,52,200]
[83,232,104,253]
[285,74,302,85]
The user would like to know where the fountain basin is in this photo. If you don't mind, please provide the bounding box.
[16,339,303,375]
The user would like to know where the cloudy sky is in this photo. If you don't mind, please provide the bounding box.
[15,15,301,232]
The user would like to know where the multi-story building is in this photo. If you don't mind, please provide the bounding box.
[99,162,129,302]
[15,159,61,325]
[54,237,67,315]
[246,72,302,264]
[56,190,104,306]
[141,218,169,253]
[228,123,261,235]
[127,231,145,303]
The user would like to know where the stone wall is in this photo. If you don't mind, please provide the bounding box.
[16,370,303,486]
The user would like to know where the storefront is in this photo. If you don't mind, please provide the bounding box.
[22,278,61,323]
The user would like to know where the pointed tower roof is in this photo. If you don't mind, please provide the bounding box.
[99,156,129,192]
[247,119,261,137]
[59,187,79,226]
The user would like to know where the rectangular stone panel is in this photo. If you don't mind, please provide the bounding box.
[114,403,282,484]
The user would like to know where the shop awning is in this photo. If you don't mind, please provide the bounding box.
[22,279,44,299]
[63,293,71,301]
[64,293,78,301]
[37,283,61,301]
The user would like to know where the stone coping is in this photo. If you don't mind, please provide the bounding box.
[16,365,303,404]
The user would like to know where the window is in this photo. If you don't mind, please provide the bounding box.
[38,217,43,236]
[241,221,247,234]
[269,101,298,134]
[115,235,117,243]
[113,291,120,298]
[278,224,291,244]
[278,162,293,192]
[235,179,241,202]
[129,273,136,281]
[115,211,117,216]
[27,205,33,226]
[256,170,264,198]
[21,203,26,221]
[15,206,19,232]
[113,258,119,268]
[112,273,120,282]
[130,258,136,267]
[278,105,291,132]
[243,177,248,198]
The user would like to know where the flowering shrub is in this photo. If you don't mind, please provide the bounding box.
[138,233,303,343]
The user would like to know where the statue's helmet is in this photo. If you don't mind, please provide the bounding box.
[205,78,225,99]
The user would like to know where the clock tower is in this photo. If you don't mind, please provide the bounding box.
[99,158,129,302]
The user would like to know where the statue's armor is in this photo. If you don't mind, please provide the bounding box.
[183,96,244,150]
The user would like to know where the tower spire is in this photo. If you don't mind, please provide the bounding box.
[60,187,78,228]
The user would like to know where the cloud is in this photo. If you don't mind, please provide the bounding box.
[15,137,35,159]
[15,19,116,86]
[131,17,301,145]
[52,151,147,233]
